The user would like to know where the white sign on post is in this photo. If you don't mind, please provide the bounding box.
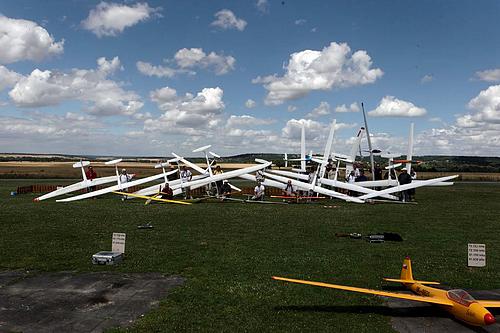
[112,233,126,253]
[468,243,486,267]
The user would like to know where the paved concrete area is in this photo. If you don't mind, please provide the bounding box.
[0,270,184,333]
[386,289,500,333]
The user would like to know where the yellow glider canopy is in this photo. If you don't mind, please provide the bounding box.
[272,276,453,306]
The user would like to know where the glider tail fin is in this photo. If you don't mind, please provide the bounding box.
[301,124,306,171]
[406,123,414,173]
[400,257,413,281]
[349,127,365,162]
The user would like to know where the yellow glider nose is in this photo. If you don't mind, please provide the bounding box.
[465,303,496,326]
[484,313,496,325]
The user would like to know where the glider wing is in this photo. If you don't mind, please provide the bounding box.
[477,300,500,308]
[358,175,458,201]
[272,276,453,306]
[56,170,177,202]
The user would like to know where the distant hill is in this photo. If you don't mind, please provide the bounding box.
[1,153,499,173]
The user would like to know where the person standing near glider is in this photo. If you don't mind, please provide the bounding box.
[85,166,97,192]
[213,165,224,194]
[180,165,193,199]
[398,168,412,202]
[119,168,131,200]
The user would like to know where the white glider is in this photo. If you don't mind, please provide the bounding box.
[263,171,365,203]
[34,160,129,201]
[358,175,459,201]
[171,161,272,194]
[56,168,177,202]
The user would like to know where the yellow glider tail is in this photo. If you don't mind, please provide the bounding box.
[383,257,439,285]
[383,278,440,285]
[272,276,453,306]
[400,256,413,281]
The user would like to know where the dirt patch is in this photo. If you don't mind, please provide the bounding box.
[0,271,184,333]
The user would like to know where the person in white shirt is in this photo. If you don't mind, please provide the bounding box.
[252,181,265,200]
[119,169,131,200]
[119,168,130,184]
[346,170,356,184]
[353,164,361,178]
[180,166,193,199]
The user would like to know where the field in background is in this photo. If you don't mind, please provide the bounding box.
[1,161,500,181]
[1,180,499,332]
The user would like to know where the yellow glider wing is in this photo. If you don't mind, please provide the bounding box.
[272,276,453,306]
[477,300,500,308]
[113,191,192,205]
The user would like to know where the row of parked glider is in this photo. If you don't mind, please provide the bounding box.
[33,119,458,204]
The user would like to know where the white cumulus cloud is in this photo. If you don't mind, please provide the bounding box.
[226,115,274,128]
[474,69,500,82]
[0,112,102,139]
[137,48,235,78]
[420,74,433,84]
[136,61,185,78]
[335,102,360,113]
[82,2,161,37]
[245,99,256,108]
[0,16,64,64]
[464,85,500,124]
[253,42,383,105]
[211,9,247,31]
[256,0,269,13]
[174,48,235,75]
[9,57,143,116]
[146,87,225,135]
[306,101,332,118]
[0,66,22,91]
[281,118,356,146]
[368,96,427,117]
[370,86,500,156]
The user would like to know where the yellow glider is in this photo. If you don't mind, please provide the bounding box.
[113,191,192,205]
[272,276,452,306]
[273,257,499,326]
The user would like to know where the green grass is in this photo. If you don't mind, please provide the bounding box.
[1,179,499,332]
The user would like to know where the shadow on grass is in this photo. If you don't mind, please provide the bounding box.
[275,305,499,332]
[274,304,444,318]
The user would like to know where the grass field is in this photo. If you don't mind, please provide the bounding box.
[1,179,499,332]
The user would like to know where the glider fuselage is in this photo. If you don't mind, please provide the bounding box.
[407,282,493,326]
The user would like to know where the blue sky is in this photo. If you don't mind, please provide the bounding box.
[0,0,499,156]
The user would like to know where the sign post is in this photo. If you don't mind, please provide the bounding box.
[112,233,126,253]
[468,243,486,267]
